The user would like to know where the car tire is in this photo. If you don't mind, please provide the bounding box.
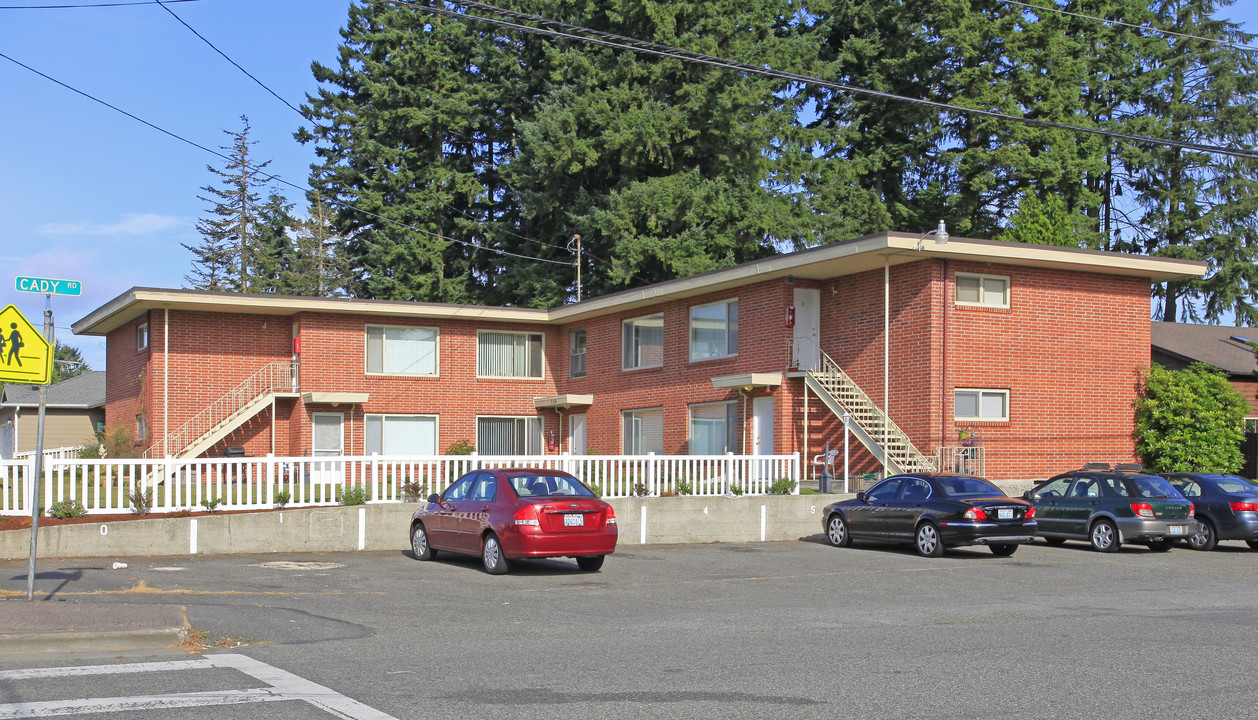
[989,543,1018,557]
[410,522,436,561]
[1188,519,1218,551]
[1089,519,1120,553]
[1146,539,1174,552]
[1248,540,1258,551]
[1042,537,1067,546]
[576,555,605,572]
[914,522,945,558]
[826,514,851,548]
[481,533,509,575]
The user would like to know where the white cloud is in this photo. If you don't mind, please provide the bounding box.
[37,212,185,237]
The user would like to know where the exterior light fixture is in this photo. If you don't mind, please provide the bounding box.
[916,220,950,251]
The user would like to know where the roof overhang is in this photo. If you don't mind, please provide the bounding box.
[301,392,370,405]
[712,372,783,391]
[534,394,594,409]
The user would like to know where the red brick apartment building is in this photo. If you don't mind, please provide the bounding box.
[72,232,1204,483]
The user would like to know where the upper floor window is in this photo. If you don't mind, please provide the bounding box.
[955,272,1010,308]
[955,388,1009,422]
[569,329,587,378]
[366,325,438,375]
[136,322,149,351]
[690,299,738,361]
[477,331,544,379]
[623,314,663,370]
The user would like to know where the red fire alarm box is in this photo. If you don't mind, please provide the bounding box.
[293,336,302,354]
[785,306,796,328]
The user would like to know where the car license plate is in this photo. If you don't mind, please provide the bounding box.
[564,514,584,527]
[1169,525,1184,535]
[998,508,1013,520]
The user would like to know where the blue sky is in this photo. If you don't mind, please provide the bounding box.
[2,0,1256,373]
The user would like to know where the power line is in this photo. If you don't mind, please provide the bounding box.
[0,51,575,268]
[999,0,1258,54]
[393,0,1258,161]
[0,0,201,7]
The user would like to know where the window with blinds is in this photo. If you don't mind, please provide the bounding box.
[622,314,664,370]
[477,331,544,379]
[690,299,738,361]
[689,401,738,455]
[622,408,664,455]
[365,325,439,375]
[477,416,542,455]
[365,414,438,456]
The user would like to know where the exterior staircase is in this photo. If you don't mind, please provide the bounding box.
[804,350,936,475]
[146,361,298,459]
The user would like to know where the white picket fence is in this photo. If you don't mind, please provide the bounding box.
[0,452,801,516]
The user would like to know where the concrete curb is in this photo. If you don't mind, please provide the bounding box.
[0,602,189,656]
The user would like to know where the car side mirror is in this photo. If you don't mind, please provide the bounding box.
[856,491,867,503]
[427,493,441,504]
[1022,491,1033,500]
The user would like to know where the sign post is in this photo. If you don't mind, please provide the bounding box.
[12,277,76,601]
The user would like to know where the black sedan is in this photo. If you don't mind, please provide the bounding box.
[822,474,1037,557]
[1160,473,1258,551]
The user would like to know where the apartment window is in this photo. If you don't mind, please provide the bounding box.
[135,414,147,442]
[622,314,664,370]
[366,325,438,375]
[569,329,587,378]
[623,407,664,455]
[136,322,149,351]
[955,272,1010,308]
[366,414,438,456]
[955,389,1009,422]
[477,331,544,379]
[689,401,738,455]
[690,299,738,361]
[477,416,542,455]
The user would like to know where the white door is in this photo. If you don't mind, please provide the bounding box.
[311,412,345,491]
[792,288,821,371]
[569,414,587,455]
[752,396,775,482]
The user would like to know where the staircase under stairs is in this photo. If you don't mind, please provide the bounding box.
[146,361,298,459]
[804,351,936,475]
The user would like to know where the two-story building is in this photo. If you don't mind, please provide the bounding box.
[71,232,1205,483]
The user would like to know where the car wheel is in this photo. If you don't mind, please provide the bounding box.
[1188,519,1217,551]
[1042,537,1067,546]
[826,514,851,548]
[481,533,509,575]
[1146,539,1174,552]
[576,555,605,572]
[989,543,1018,557]
[914,522,945,558]
[1248,540,1258,551]
[410,522,435,561]
[1089,519,1120,553]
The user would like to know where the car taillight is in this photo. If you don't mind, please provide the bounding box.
[606,506,617,525]
[514,505,540,526]
[1188,503,1195,518]
[1131,502,1155,518]
[1024,506,1035,519]
[1230,501,1258,512]
[964,507,987,521]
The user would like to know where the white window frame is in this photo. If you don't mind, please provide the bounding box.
[689,299,738,362]
[136,322,149,351]
[476,330,545,379]
[689,400,738,455]
[365,414,439,456]
[569,329,587,378]
[622,407,664,455]
[955,272,1011,309]
[476,415,543,455]
[954,388,1009,422]
[365,324,439,376]
[622,313,664,370]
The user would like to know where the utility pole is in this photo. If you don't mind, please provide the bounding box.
[26,294,52,601]
[568,234,582,301]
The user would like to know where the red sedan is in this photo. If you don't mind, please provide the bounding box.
[409,468,618,574]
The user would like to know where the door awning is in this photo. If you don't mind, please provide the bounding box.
[711,373,783,391]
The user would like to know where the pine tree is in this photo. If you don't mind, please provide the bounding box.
[252,190,297,294]
[51,342,89,384]
[285,194,348,296]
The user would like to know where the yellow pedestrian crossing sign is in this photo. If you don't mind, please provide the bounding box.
[0,305,52,385]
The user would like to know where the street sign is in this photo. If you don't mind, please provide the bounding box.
[15,276,81,296]
[0,305,52,385]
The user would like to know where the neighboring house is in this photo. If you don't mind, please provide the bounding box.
[71,232,1204,483]
[1151,322,1258,476]
[0,370,106,459]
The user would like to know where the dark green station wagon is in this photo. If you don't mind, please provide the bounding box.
[1024,464,1200,553]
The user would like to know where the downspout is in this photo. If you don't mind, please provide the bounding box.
[739,389,750,455]
[163,307,169,458]
[941,260,949,451]
[883,257,890,476]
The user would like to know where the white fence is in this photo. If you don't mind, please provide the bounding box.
[14,445,85,462]
[0,452,801,516]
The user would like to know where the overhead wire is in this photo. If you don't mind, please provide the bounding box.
[388,0,1258,161]
[999,0,1258,54]
[0,0,201,7]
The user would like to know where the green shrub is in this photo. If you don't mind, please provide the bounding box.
[674,479,694,496]
[128,488,153,515]
[273,490,291,508]
[1135,363,1248,472]
[401,480,426,502]
[48,500,87,519]
[769,478,797,495]
[445,439,475,455]
[200,496,221,513]
[341,484,367,506]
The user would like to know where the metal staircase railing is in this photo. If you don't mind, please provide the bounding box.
[804,349,936,474]
[146,361,298,459]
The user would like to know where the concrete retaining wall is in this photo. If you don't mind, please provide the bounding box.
[0,494,843,560]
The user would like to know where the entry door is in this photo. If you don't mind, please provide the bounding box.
[792,288,821,371]
[569,414,587,454]
[752,396,775,481]
[311,412,345,490]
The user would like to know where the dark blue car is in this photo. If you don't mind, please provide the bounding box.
[1160,473,1258,551]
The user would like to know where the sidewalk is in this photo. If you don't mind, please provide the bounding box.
[0,600,189,656]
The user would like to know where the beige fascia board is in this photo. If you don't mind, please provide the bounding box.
[301,392,370,405]
[533,394,595,409]
[711,372,784,390]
